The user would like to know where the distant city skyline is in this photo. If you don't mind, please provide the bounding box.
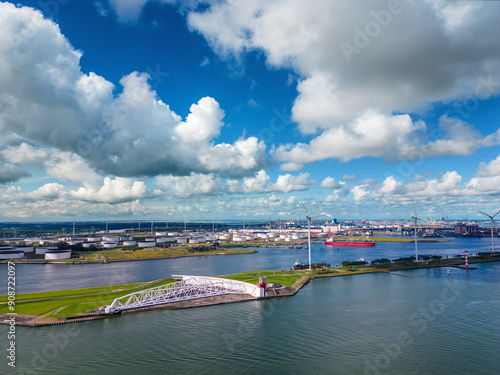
[0,1,500,221]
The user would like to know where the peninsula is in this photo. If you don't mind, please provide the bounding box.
[1,253,498,327]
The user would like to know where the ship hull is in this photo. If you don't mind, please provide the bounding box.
[324,241,375,247]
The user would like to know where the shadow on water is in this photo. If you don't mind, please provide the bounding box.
[389,272,412,277]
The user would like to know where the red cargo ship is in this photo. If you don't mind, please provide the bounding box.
[324,237,375,247]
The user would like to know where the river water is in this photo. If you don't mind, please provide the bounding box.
[1,237,499,374]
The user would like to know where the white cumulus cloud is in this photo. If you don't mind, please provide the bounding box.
[155,173,225,198]
[320,177,346,189]
[186,0,500,163]
[477,154,500,177]
[0,3,268,180]
[71,177,155,203]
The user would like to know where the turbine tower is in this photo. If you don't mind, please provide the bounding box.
[300,201,331,270]
[412,203,423,262]
[478,209,500,252]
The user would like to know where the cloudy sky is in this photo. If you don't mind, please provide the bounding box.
[1,0,500,221]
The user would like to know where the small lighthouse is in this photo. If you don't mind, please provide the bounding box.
[257,276,267,297]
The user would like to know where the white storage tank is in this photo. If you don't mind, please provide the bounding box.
[175,237,188,244]
[16,246,33,253]
[156,237,167,244]
[122,240,137,246]
[58,237,75,242]
[25,238,40,246]
[82,242,97,248]
[39,239,57,246]
[189,238,199,244]
[36,246,58,255]
[103,236,120,242]
[138,241,155,248]
[102,242,117,249]
[121,236,133,241]
[45,250,71,260]
[168,232,179,236]
[68,240,83,246]
[87,237,102,242]
[233,235,244,242]
[156,232,167,236]
[206,235,217,242]
[165,237,176,243]
[0,250,24,259]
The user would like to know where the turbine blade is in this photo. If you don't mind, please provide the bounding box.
[493,209,500,218]
[413,201,417,216]
[300,200,310,216]
[478,210,490,217]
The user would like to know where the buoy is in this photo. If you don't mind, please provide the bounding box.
[447,269,450,276]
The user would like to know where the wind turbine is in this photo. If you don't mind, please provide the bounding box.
[478,209,500,252]
[301,201,331,270]
[412,203,424,262]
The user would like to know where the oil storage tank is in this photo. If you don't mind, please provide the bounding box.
[36,246,58,255]
[0,246,24,259]
[45,249,71,260]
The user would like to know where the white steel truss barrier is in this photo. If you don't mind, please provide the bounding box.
[104,276,264,313]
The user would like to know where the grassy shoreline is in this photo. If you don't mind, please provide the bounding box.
[0,247,256,264]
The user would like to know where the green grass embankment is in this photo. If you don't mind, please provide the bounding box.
[221,270,307,286]
[0,278,176,317]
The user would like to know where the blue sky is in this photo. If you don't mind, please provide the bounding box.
[1,0,500,221]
